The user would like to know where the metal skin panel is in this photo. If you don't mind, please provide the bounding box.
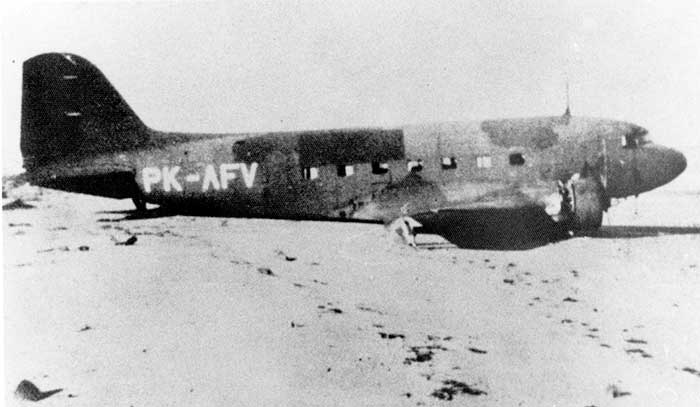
[128,129,404,218]
[297,129,404,167]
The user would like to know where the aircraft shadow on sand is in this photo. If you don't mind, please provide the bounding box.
[580,225,700,239]
[414,206,572,250]
[96,206,699,250]
[99,205,573,250]
[96,205,384,224]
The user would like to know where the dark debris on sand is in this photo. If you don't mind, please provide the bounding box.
[257,267,275,277]
[404,347,434,364]
[357,305,385,315]
[379,332,405,340]
[431,380,487,400]
[680,367,700,378]
[3,199,35,210]
[115,235,138,246]
[607,384,631,398]
[404,344,447,365]
[275,249,297,261]
[625,348,652,358]
[15,380,62,401]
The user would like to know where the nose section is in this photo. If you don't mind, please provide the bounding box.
[668,147,687,180]
[639,145,687,192]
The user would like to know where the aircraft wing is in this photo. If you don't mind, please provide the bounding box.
[352,174,561,221]
[351,175,567,249]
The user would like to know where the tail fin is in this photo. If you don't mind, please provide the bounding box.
[21,53,149,170]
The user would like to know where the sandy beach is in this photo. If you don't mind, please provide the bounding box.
[4,183,700,406]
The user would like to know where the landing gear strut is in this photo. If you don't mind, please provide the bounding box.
[399,217,418,247]
[388,204,421,247]
[131,181,148,212]
[132,195,147,212]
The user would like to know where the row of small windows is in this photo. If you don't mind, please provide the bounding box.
[442,157,457,169]
[301,153,525,180]
[337,164,354,177]
[302,167,319,180]
[476,155,492,168]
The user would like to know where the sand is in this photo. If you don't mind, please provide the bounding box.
[3,185,700,406]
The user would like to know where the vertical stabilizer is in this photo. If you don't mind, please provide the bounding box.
[21,53,149,170]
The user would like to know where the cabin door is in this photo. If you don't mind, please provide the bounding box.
[262,148,303,216]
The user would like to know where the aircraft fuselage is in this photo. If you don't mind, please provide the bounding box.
[20,53,687,246]
[31,115,685,223]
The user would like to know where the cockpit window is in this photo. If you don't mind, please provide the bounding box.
[622,126,650,149]
[621,134,638,148]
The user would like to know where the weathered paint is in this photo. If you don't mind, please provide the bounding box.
[20,53,687,237]
[140,163,258,193]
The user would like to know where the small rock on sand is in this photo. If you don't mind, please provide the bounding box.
[257,267,275,276]
[15,380,63,401]
[680,367,700,378]
[378,332,405,339]
[607,384,631,398]
[116,235,138,246]
[3,199,35,210]
[431,380,487,400]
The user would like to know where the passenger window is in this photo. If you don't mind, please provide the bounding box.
[302,167,319,180]
[441,157,457,170]
[407,159,423,173]
[476,156,492,168]
[337,164,354,177]
[372,161,389,174]
[509,153,525,166]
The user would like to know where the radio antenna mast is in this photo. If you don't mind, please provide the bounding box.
[564,79,571,117]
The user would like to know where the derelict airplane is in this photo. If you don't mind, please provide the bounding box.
[20,53,687,248]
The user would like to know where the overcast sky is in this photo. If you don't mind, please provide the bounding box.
[2,1,699,181]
